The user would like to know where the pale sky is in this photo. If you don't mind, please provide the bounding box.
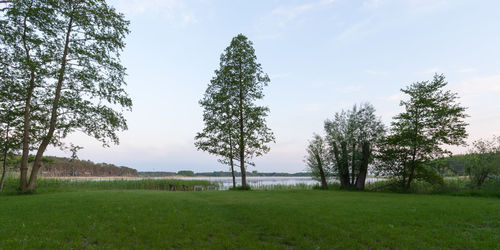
[46,0,500,173]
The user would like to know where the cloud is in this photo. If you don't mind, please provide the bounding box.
[407,0,450,14]
[336,19,375,41]
[255,0,336,39]
[271,0,335,27]
[386,92,403,102]
[114,0,199,25]
[455,75,500,94]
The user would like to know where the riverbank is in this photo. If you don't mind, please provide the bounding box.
[1,189,498,248]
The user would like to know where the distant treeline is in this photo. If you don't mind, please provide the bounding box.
[139,171,311,177]
[40,157,138,177]
[7,156,138,177]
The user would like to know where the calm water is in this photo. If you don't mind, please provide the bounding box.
[170,176,382,190]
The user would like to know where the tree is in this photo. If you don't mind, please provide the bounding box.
[375,74,468,190]
[465,136,500,187]
[195,66,239,188]
[305,134,330,189]
[1,0,132,191]
[0,83,24,191]
[196,34,274,187]
[324,103,385,190]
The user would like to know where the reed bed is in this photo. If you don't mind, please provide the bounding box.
[1,177,218,194]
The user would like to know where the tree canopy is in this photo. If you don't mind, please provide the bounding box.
[375,74,468,189]
[195,34,274,187]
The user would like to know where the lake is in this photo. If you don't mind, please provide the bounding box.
[168,176,383,190]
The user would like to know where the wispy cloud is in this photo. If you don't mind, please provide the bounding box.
[386,92,403,102]
[407,0,450,14]
[114,0,200,25]
[455,75,500,94]
[271,0,336,27]
[255,0,337,39]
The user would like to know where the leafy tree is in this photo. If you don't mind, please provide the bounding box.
[324,103,385,190]
[1,0,132,191]
[195,66,239,188]
[305,134,331,189]
[465,136,500,187]
[0,83,24,191]
[196,34,274,187]
[375,74,468,190]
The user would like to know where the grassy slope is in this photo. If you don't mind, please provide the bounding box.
[0,190,499,249]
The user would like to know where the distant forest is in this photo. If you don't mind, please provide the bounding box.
[8,156,138,177]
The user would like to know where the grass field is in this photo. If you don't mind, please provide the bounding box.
[1,189,499,249]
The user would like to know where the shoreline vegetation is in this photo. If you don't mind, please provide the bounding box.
[1,175,498,198]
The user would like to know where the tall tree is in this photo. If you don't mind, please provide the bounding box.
[375,74,468,190]
[1,0,132,191]
[305,134,330,189]
[0,48,24,191]
[196,34,274,188]
[0,0,58,190]
[324,103,385,190]
[195,66,239,188]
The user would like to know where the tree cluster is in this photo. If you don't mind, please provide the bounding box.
[307,74,469,191]
[307,103,385,190]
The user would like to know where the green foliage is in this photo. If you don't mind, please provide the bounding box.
[375,74,468,189]
[1,0,132,190]
[324,103,385,189]
[305,134,331,189]
[195,34,274,186]
[465,136,500,187]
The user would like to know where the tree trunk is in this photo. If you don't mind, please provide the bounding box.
[0,121,10,191]
[351,143,356,185]
[406,152,417,190]
[333,142,350,189]
[0,151,7,191]
[315,154,328,189]
[230,156,236,188]
[27,14,73,191]
[355,141,370,190]
[19,3,35,190]
[238,64,246,187]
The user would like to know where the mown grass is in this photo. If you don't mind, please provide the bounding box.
[0,189,499,249]
[1,177,217,195]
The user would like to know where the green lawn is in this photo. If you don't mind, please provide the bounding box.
[0,190,499,249]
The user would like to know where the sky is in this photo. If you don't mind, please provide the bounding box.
[46,0,500,173]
